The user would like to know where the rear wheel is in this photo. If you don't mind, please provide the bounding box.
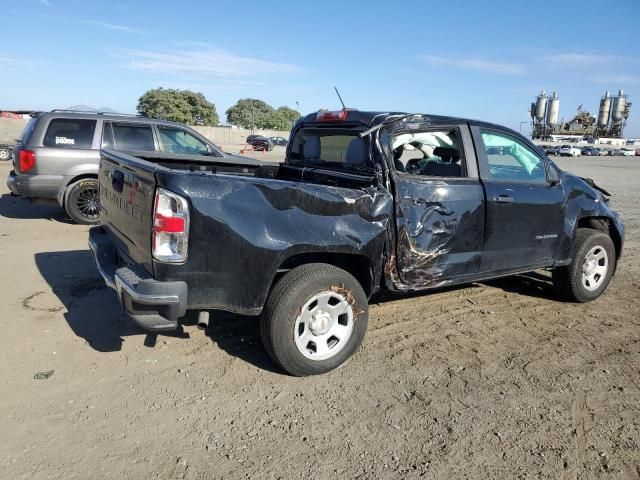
[65,178,100,225]
[553,228,615,302]
[0,146,10,161]
[260,263,369,376]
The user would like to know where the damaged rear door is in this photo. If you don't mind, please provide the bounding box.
[387,122,485,289]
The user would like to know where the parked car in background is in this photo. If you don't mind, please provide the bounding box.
[6,110,235,224]
[620,148,635,157]
[246,135,273,151]
[542,145,559,156]
[607,149,622,156]
[581,146,599,156]
[90,109,624,376]
[270,136,288,147]
[559,145,581,157]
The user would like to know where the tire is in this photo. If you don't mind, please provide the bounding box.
[553,228,615,302]
[260,263,369,376]
[0,146,10,161]
[64,178,100,225]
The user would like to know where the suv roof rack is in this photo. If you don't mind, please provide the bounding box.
[50,109,145,117]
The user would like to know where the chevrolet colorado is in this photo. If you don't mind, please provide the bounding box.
[89,110,624,376]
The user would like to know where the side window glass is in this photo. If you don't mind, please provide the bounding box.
[481,130,547,183]
[112,123,155,152]
[391,128,465,177]
[43,119,96,148]
[101,122,114,149]
[158,126,209,155]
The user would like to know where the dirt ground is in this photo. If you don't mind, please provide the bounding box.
[0,156,639,480]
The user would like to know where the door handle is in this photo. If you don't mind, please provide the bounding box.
[492,194,514,204]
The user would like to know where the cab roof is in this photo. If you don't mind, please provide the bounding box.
[297,109,522,139]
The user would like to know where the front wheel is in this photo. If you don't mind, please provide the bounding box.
[553,228,615,302]
[64,178,100,225]
[260,263,369,376]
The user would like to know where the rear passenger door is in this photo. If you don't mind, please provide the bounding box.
[103,122,158,153]
[473,127,565,272]
[389,123,486,288]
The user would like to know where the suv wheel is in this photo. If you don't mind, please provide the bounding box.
[553,228,615,302]
[0,146,10,161]
[65,178,100,225]
[260,263,369,376]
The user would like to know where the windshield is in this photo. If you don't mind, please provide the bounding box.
[288,128,371,170]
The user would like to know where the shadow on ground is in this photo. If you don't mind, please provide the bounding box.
[35,249,559,371]
[0,193,73,223]
[34,249,282,372]
[485,270,556,300]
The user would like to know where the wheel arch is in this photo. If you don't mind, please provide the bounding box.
[575,216,622,260]
[57,173,98,207]
[272,252,376,298]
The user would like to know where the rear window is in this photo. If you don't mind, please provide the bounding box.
[289,128,369,169]
[112,123,155,152]
[43,118,96,148]
[20,117,38,144]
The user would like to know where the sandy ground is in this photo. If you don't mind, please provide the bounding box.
[0,156,639,480]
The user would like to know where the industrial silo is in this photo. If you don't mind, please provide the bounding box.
[597,91,612,127]
[611,89,627,123]
[534,91,547,122]
[546,91,559,125]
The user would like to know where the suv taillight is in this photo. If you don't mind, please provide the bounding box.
[19,150,36,172]
[152,188,189,263]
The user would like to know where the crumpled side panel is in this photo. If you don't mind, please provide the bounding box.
[388,178,485,291]
[154,171,393,314]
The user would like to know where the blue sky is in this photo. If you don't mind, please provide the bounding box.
[1,0,639,135]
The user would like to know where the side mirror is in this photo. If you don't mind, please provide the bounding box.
[547,165,560,185]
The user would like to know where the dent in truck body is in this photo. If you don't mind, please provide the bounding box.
[152,169,393,315]
[558,171,624,263]
[385,178,485,290]
[377,119,485,291]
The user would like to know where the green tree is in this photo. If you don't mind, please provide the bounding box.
[263,110,293,130]
[225,98,274,129]
[137,88,219,126]
[274,106,300,125]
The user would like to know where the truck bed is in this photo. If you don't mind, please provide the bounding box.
[97,149,392,315]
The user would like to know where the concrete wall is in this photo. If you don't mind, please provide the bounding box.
[0,117,29,144]
[192,126,290,145]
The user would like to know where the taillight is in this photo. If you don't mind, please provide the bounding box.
[19,150,36,172]
[152,188,189,263]
[316,110,349,122]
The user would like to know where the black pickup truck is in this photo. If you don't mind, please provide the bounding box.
[89,110,624,376]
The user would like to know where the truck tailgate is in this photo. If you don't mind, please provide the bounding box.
[98,149,156,271]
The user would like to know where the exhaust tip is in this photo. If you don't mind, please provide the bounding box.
[197,311,210,330]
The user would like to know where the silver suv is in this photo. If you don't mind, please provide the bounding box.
[7,110,225,224]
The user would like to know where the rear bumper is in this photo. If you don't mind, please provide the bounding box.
[6,170,63,199]
[89,226,187,332]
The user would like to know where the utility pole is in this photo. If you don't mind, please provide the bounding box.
[520,121,529,135]
[251,101,255,134]
[296,101,300,119]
